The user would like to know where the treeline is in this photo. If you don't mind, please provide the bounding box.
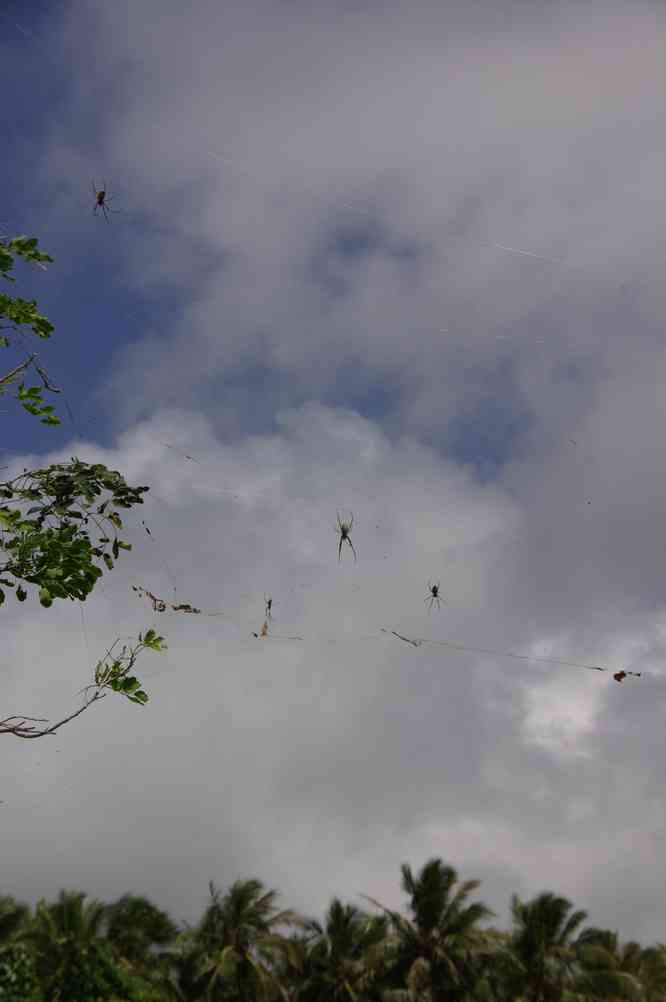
[0,857,663,1001]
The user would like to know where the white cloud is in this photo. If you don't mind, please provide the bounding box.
[7,0,666,947]
[2,400,664,941]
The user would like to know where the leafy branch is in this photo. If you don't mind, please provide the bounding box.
[0,629,166,738]
[0,459,149,607]
[0,231,169,748]
[0,235,59,424]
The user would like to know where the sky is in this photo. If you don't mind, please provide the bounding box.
[3,0,666,944]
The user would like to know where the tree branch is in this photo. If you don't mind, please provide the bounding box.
[0,353,36,389]
[0,690,106,738]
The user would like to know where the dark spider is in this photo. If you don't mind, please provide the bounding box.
[425,579,445,611]
[336,511,357,562]
[92,180,118,223]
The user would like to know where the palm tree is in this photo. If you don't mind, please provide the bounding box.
[159,927,206,1002]
[0,896,37,1002]
[180,878,305,1002]
[363,858,495,1002]
[570,928,666,1002]
[20,889,125,1001]
[637,944,666,1002]
[461,928,526,1002]
[102,892,180,994]
[508,892,588,1002]
[569,928,642,1001]
[0,896,30,948]
[262,928,316,1002]
[287,898,391,1002]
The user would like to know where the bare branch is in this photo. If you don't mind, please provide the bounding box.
[33,360,61,393]
[0,353,36,389]
[0,690,106,738]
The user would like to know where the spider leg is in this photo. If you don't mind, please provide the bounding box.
[101,204,110,223]
[348,537,357,562]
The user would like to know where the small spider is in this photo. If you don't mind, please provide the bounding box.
[336,511,357,562]
[264,594,273,620]
[92,180,118,223]
[425,580,445,611]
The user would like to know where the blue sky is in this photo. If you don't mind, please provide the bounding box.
[5,0,666,946]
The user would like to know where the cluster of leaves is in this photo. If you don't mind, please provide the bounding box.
[0,943,41,1001]
[0,236,60,424]
[0,460,148,608]
[15,382,59,425]
[92,629,166,705]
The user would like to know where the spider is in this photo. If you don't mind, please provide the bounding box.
[264,594,273,620]
[92,180,118,222]
[336,511,357,562]
[425,580,445,612]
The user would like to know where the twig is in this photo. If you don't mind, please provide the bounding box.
[0,691,106,739]
[381,628,423,648]
[0,354,36,389]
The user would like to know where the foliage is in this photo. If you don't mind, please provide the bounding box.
[5,866,666,1002]
[0,628,165,737]
[0,943,42,1001]
[508,892,588,1002]
[290,900,391,1002]
[363,858,496,1002]
[0,459,148,608]
[0,232,167,738]
[0,236,57,422]
[0,235,149,609]
[0,897,30,945]
[167,878,305,1002]
[103,893,180,972]
[20,891,127,1002]
[90,628,166,706]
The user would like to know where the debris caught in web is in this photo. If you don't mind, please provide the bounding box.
[132,585,202,616]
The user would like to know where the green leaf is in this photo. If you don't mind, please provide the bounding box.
[219,946,240,979]
[38,587,52,607]
[16,585,27,602]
